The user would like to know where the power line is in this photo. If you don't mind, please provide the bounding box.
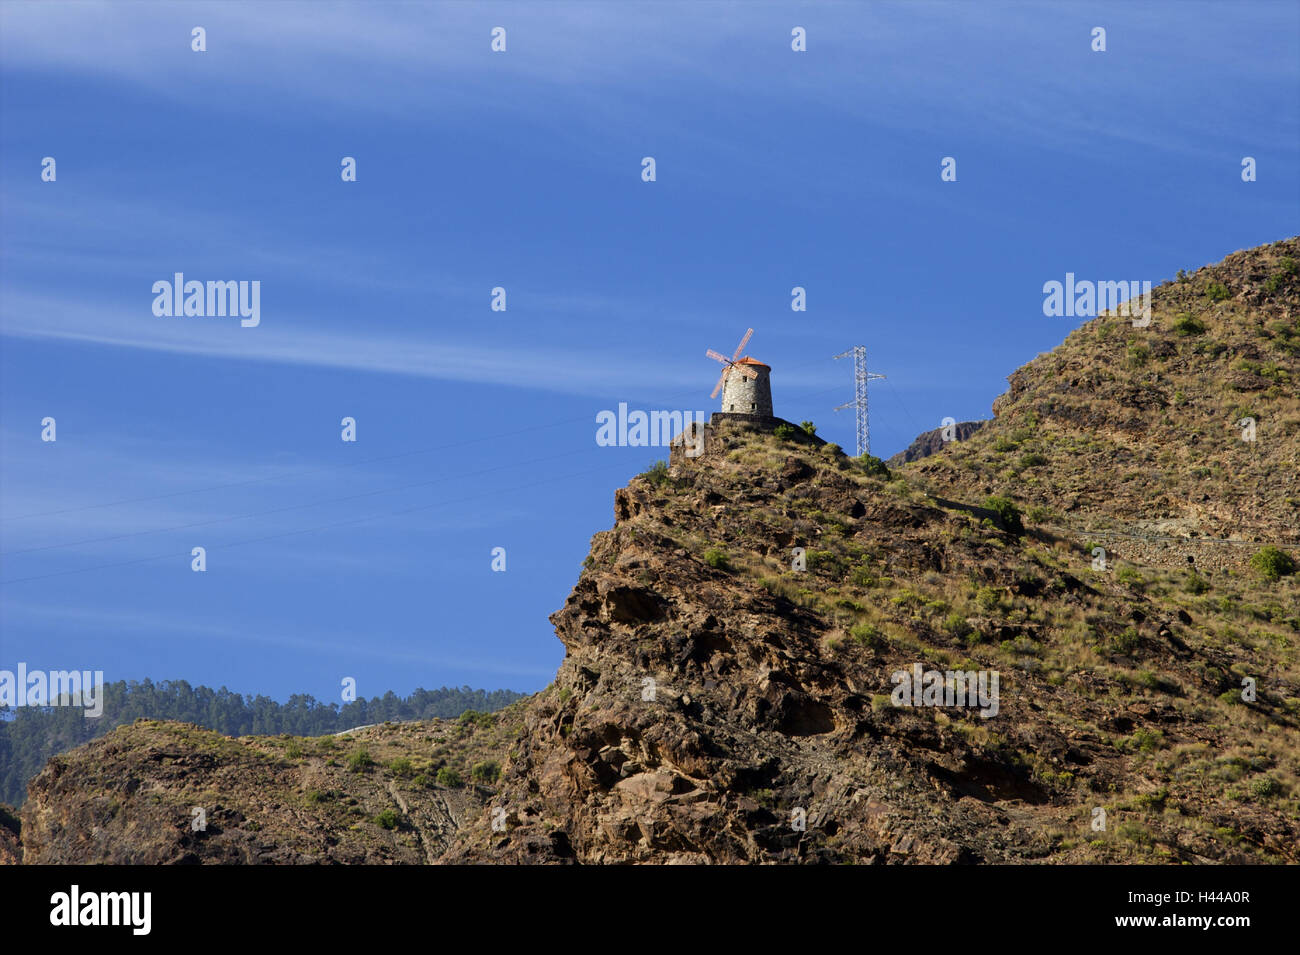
[879,377,929,448]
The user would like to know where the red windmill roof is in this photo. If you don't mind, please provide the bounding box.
[735,356,770,369]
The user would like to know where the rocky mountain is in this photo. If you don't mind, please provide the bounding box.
[7,238,1298,864]
[888,420,986,466]
[907,238,1300,572]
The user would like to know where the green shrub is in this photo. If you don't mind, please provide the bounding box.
[305,789,332,805]
[1018,452,1047,469]
[1127,343,1150,367]
[1204,280,1230,301]
[457,709,494,729]
[1134,787,1169,811]
[1250,546,1296,581]
[640,459,671,487]
[1118,822,1155,845]
[800,421,817,436]
[1264,258,1296,293]
[849,561,877,587]
[983,496,1024,537]
[346,749,375,773]
[849,622,885,649]
[774,423,796,440]
[1250,776,1282,799]
[855,454,890,478]
[805,549,842,575]
[374,808,400,830]
[1116,565,1144,589]
[1171,313,1206,336]
[941,613,972,638]
[436,767,464,788]
[471,761,501,784]
[1108,627,1141,656]
[388,757,414,777]
[891,589,923,610]
[1125,728,1165,753]
[703,547,730,570]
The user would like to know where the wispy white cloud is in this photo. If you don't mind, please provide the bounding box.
[0,288,713,395]
[5,0,1292,164]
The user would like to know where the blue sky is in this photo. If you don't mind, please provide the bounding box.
[1,1,1297,703]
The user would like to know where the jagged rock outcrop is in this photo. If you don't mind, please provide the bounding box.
[888,420,986,465]
[13,239,1300,865]
[440,408,1297,864]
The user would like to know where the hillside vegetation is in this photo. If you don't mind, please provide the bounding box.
[8,238,1297,865]
[0,681,523,807]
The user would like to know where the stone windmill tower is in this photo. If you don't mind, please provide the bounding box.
[708,328,773,416]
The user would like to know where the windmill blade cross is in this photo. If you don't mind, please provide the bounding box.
[731,327,753,361]
[706,327,757,399]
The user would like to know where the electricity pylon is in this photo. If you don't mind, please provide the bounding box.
[833,346,886,458]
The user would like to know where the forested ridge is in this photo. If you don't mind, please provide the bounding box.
[0,679,525,806]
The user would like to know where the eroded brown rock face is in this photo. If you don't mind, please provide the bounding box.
[446,425,1298,863]
[0,808,19,865]
[888,421,986,466]
[15,239,1300,865]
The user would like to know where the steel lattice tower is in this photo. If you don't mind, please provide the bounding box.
[833,346,886,457]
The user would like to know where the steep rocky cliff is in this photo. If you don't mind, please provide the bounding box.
[10,239,1299,865]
